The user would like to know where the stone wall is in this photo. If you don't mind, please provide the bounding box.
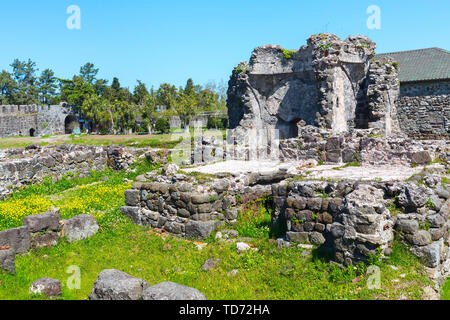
[272,177,450,275]
[121,167,287,239]
[188,127,448,166]
[400,80,450,97]
[0,144,147,199]
[396,95,450,138]
[0,104,74,138]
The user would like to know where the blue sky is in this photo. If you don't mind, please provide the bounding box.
[0,0,448,90]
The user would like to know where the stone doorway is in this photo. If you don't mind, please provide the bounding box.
[64,115,79,134]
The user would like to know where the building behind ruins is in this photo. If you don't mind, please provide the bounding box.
[0,103,78,138]
[376,47,450,138]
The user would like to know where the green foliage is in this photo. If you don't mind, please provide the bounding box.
[343,162,362,168]
[318,42,331,52]
[154,118,170,134]
[234,197,273,239]
[207,117,227,130]
[387,196,403,216]
[419,220,432,231]
[282,49,296,60]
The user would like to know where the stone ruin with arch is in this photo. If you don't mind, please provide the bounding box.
[0,103,79,138]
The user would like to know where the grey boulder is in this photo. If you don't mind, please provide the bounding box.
[142,281,207,300]
[185,220,219,240]
[89,269,150,300]
[29,278,61,298]
[61,214,99,243]
[0,226,30,254]
[23,208,61,233]
[0,249,15,274]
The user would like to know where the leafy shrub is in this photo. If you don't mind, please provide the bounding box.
[207,117,227,130]
[282,49,296,60]
[155,118,170,134]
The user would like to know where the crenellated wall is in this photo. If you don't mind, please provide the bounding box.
[0,104,74,138]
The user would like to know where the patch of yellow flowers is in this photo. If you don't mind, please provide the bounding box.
[0,182,131,230]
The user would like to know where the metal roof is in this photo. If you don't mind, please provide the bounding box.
[375,47,450,83]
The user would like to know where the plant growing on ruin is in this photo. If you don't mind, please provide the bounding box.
[282,49,296,60]
[318,42,331,52]
[419,220,432,231]
[425,198,434,210]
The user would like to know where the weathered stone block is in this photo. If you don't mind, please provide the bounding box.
[120,206,141,224]
[0,226,30,254]
[142,282,207,300]
[30,278,61,298]
[61,214,99,243]
[309,232,326,245]
[286,231,309,243]
[185,221,218,240]
[89,269,150,300]
[31,232,59,249]
[23,209,61,233]
[0,249,15,274]
[411,151,432,165]
[395,219,419,234]
[405,230,432,246]
[124,189,140,206]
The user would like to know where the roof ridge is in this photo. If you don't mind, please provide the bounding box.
[376,47,450,56]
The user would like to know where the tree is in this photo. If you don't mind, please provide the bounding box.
[79,62,99,85]
[155,118,170,134]
[156,83,177,109]
[133,80,149,105]
[38,69,58,105]
[174,89,197,128]
[0,70,17,104]
[59,75,95,108]
[10,59,39,104]
[184,78,195,96]
[111,77,121,93]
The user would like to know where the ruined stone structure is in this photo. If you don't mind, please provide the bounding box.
[0,103,77,138]
[0,145,148,199]
[227,34,400,141]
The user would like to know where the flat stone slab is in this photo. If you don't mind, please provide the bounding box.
[142,282,207,300]
[183,160,424,182]
[89,269,150,300]
[29,278,61,298]
[0,226,30,254]
[61,214,99,243]
[0,249,15,274]
[23,209,61,233]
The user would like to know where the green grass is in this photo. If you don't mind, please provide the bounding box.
[0,161,438,300]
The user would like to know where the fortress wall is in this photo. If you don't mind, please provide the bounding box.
[0,104,72,138]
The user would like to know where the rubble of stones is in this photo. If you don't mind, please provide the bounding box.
[0,208,99,286]
[89,269,207,300]
[0,144,149,199]
[121,158,450,286]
